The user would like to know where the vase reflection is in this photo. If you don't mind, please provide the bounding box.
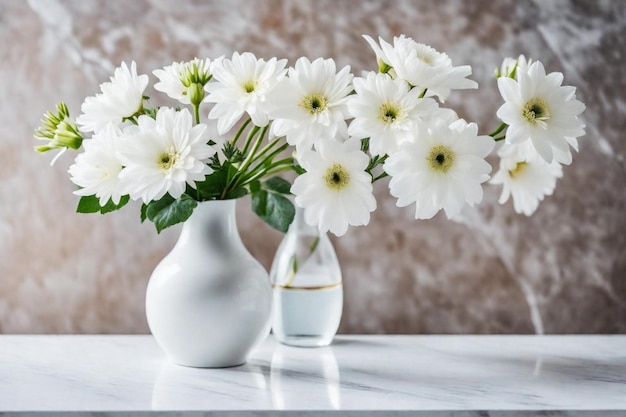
[151,360,271,410]
[270,343,340,409]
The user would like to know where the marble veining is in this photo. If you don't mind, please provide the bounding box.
[1,335,625,415]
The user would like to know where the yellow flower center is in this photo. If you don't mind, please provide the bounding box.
[323,163,350,191]
[243,80,256,93]
[158,147,179,172]
[301,93,328,114]
[379,102,401,124]
[508,161,528,178]
[522,98,551,125]
[427,145,456,173]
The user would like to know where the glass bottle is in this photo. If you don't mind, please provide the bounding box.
[270,207,343,347]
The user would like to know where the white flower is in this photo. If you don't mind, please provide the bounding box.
[204,52,287,134]
[76,61,149,133]
[428,106,460,125]
[268,57,353,150]
[384,118,494,219]
[117,108,216,203]
[490,142,563,216]
[68,123,125,206]
[291,139,376,237]
[153,58,213,105]
[496,61,586,165]
[363,35,477,102]
[347,72,437,156]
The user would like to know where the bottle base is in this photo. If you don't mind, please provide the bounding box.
[276,334,334,347]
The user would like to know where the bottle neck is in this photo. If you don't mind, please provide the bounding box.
[292,206,322,237]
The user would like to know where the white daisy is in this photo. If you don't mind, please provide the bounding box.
[204,52,287,134]
[153,58,214,105]
[76,61,149,133]
[496,61,586,165]
[347,72,437,156]
[117,107,216,203]
[68,123,125,206]
[268,57,353,150]
[363,35,477,102]
[490,142,563,216]
[291,139,376,237]
[384,118,494,219]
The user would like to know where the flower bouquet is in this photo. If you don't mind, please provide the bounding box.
[35,35,585,236]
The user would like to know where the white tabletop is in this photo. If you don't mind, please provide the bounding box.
[1,335,625,416]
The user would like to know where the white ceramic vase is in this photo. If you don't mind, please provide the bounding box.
[146,199,272,368]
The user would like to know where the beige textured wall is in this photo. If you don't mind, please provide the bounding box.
[0,0,624,334]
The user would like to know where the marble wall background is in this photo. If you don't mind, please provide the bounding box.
[0,0,624,334]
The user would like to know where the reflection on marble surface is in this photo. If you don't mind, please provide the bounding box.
[271,343,340,409]
[152,360,272,410]
[1,335,626,414]
[0,0,624,334]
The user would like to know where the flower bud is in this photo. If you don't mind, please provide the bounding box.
[34,102,83,153]
[188,83,205,107]
[378,60,392,75]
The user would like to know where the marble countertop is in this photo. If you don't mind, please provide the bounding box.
[1,335,625,416]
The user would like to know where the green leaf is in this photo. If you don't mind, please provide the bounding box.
[207,154,222,171]
[142,106,159,119]
[195,169,228,200]
[251,190,295,233]
[140,203,148,223]
[100,195,130,214]
[77,194,131,215]
[360,137,370,152]
[264,176,292,194]
[222,141,243,163]
[76,195,101,213]
[225,187,248,199]
[146,194,197,233]
[249,180,261,193]
[226,163,239,184]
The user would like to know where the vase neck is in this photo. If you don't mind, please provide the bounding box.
[176,199,243,251]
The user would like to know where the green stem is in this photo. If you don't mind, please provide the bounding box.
[193,104,200,124]
[237,147,289,186]
[231,118,252,147]
[488,123,507,138]
[239,158,293,186]
[366,154,388,177]
[372,171,389,182]
[262,164,297,178]
[241,125,262,157]
[221,125,267,198]
[240,125,268,173]
[418,88,428,98]
[251,142,290,170]
[493,135,506,142]
[122,116,138,125]
[249,136,284,165]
